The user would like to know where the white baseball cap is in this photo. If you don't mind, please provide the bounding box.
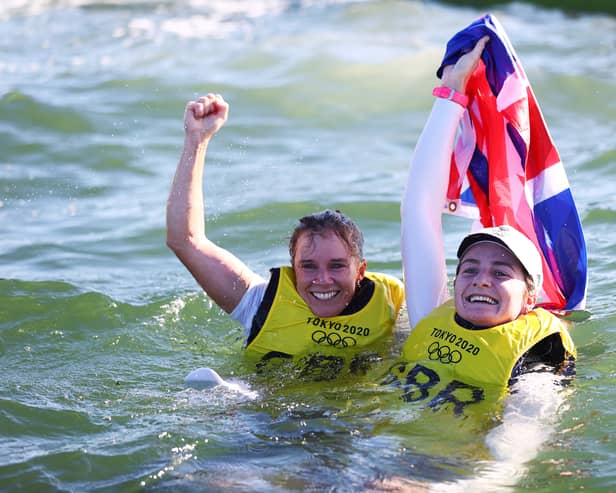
[457,225,543,290]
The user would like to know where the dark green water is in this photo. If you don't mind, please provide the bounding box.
[1,1,615,491]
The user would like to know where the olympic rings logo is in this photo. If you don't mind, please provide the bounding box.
[311,330,357,348]
[427,341,462,364]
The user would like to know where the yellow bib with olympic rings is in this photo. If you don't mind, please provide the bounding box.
[245,266,404,358]
[384,300,576,414]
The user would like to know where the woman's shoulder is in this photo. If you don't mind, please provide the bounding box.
[365,271,404,295]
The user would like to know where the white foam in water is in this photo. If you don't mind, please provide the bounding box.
[431,371,570,493]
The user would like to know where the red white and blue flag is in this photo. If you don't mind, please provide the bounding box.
[438,14,587,311]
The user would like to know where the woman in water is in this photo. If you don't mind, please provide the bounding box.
[370,26,580,493]
[391,35,576,414]
[166,94,404,379]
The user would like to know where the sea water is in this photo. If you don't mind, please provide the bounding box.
[1,1,615,491]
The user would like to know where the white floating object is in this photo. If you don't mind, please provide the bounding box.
[184,367,226,389]
[184,367,256,399]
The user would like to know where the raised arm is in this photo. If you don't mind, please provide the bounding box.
[166,94,258,313]
[402,37,489,327]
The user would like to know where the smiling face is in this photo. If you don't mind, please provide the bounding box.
[293,231,366,318]
[454,242,536,327]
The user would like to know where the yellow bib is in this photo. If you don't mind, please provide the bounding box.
[246,266,404,358]
[386,300,576,414]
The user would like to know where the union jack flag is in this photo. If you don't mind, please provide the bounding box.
[438,14,587,311]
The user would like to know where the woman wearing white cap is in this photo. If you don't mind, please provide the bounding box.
[391,37,576,414]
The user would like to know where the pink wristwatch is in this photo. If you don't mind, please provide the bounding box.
[432,86,469,108]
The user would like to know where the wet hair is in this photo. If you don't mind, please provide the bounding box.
[289,209,364,264]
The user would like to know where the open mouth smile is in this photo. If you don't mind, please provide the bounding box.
[467,294,498,305]
[311,291,339,301]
